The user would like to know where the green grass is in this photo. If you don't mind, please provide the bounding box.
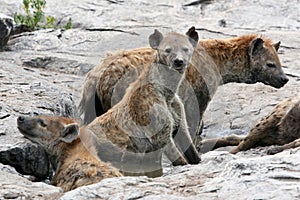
[14,0,72,31]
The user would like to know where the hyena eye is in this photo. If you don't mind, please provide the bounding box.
[165,48,171,53]
[267,63,276,68]
[183,47,189,53]
[38,119,47,127]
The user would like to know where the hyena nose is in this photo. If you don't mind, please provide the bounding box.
[18,116,25,123]
[281,76,289,84]
[173,59,184,67]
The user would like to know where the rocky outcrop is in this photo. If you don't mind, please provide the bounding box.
[0,0,299,198]
[0,142,50,180]
[0,164,62,199]
[60,148,300,199]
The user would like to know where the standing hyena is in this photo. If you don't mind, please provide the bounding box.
[80,27,200,177]
[79,33,289,152]
[17,115,122,192]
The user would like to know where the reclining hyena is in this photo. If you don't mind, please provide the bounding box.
[79,33,289,152]
[198,96,300,154]
[17,115,122,192]
[230,96,300,154]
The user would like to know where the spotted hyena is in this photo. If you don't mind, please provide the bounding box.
[78,27,200,178]
[17,115,122,192]
[79,34,288,152]
[199,96,300,154]
[230,96,300,154]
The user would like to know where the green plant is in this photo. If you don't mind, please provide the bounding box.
[14,0,72,31]
[63,18,73,30]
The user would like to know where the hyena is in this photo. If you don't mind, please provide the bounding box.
[17,115,122,192]
[199,96,300,154]
[230,96,300,154]
[80,27,200,177]
[79,34,289,152]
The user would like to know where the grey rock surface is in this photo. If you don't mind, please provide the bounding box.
[0,0,299,198]
[0,163,62,200]
[60,148,300,199]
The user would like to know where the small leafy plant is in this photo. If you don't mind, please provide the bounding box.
[14,0,72,31]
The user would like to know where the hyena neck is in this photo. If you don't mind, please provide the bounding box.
[48,138,83,172]
[150,60,186,95]
[199,35,256,84]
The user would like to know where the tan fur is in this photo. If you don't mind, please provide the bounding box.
[17,115,122,192]
[79,34,288,152]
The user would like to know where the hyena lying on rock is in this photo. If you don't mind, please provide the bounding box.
[17,115,122,192]
[199,96,300,154]
[79,33,289,152]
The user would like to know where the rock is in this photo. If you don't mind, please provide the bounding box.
[53,92,77,118]
[0,142,50,180]
[0,164,62,199]
[0,14,13,50]
[0,0,299,198]
[60,148,300,199]
[0,163,20,175]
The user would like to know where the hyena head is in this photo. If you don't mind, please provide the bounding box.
[249,37,289,88]
[149,26,199,74]
[17,115,80,153]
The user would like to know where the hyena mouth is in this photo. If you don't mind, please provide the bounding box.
[172,65,187,73]
[262,78,288,89]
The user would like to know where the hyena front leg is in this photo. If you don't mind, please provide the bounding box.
[169,96,201,164]
[164,139,189,166]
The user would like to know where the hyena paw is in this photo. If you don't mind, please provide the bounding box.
[171,157,188,166]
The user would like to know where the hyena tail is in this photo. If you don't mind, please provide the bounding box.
[78,73,104,124]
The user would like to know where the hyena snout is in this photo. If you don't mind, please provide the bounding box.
[272,73,289,88]
[17,115,36,134]
[17,116,25,123]
[172,57,187,73]
[173,58,184,67]
[279,75,289,85]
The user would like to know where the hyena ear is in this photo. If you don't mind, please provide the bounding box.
[149,29,164,50]
[249,38,264,57]
[60,123,79,143]
[186,26,199,47]
[273,41,281,52]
